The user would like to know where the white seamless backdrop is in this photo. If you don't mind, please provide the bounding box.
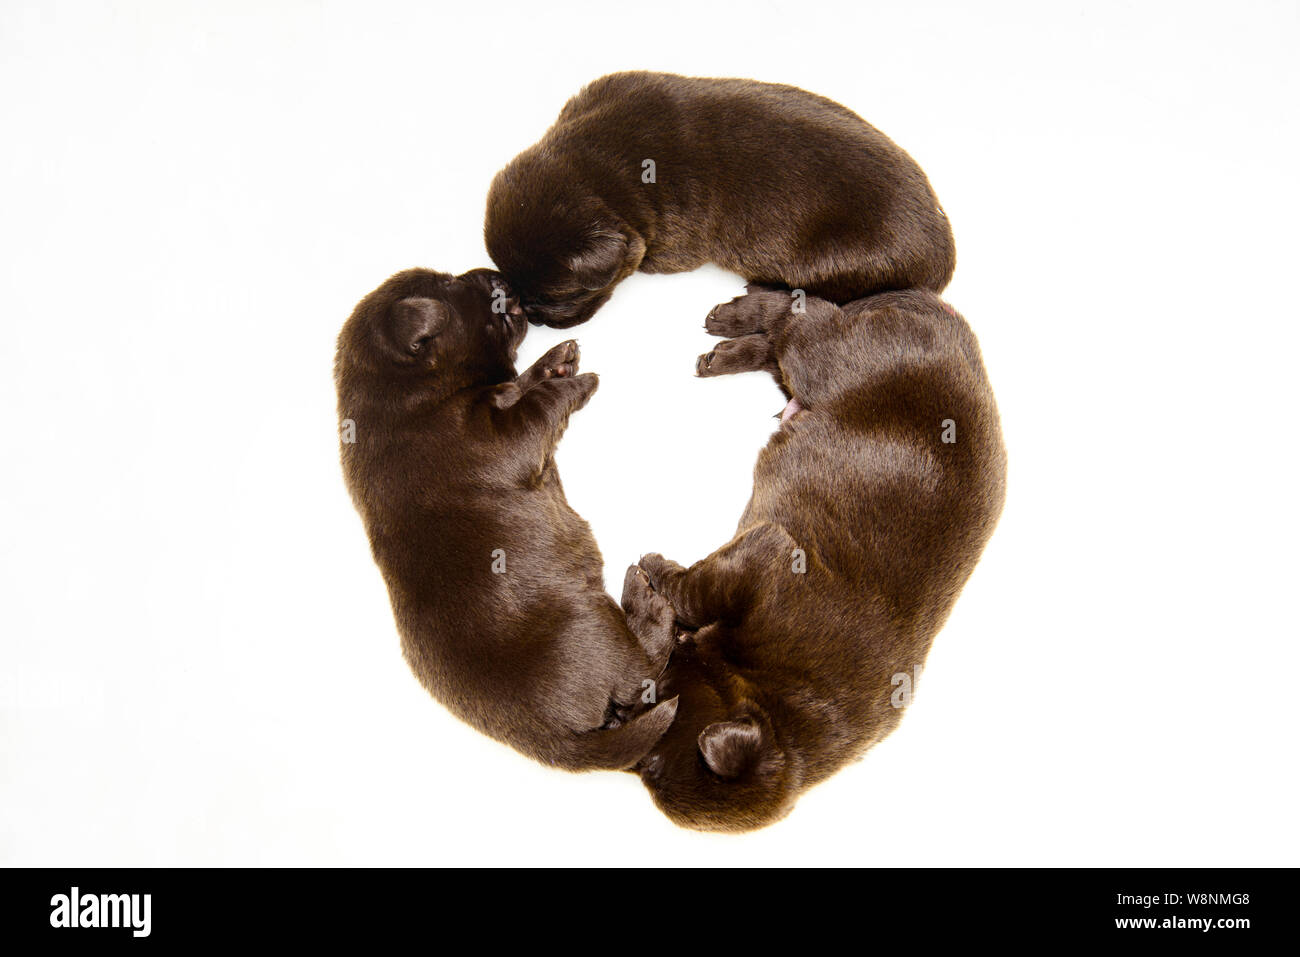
[0,0,1296,865]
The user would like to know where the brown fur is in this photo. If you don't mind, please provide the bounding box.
[485,71,955,328]
[635,286,1006,830]
[335,267,678,771]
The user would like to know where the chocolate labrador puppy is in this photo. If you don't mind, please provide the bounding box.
[335,267,679,770]
[485,71,955,328]
[634,286,1006,830]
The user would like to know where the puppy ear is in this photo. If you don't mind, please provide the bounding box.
[698,716,764,779]
[567,229,633,292]
[390,297,450,355]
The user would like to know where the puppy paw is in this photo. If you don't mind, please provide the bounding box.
[696,333,775,377]
[565,372,600,412]
[537,339,580,378]
[622,565,676,662]
[638,553,685,592]
[623,564,674,626]
[705,296,761,338]
[705,290,799,338]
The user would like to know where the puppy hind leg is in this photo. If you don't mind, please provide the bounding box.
[743,279,790,295]
[704,288,801,339]
[764,295,878,408]
[696,333,776,378]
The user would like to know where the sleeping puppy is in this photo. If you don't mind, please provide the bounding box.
[634,286,1006,830]
[485,71,955,328]
[335,267,678,771]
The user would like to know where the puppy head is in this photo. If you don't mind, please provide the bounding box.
[519,227,625,328]
[636,644,797,832]
[336,267,527,394]
[485,186,645,328]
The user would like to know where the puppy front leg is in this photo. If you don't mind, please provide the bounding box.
[491,338,597,436]
[621,565,676,673]
[492,368,599,447]
[639,522,800,629]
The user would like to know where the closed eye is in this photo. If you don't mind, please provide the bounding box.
[599,699,630,730]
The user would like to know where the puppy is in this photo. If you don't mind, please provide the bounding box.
[335,267,678,770]
[634,286,1006,830]
[485,71,955,328]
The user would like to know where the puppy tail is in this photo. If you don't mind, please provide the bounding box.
[562,696,679,772]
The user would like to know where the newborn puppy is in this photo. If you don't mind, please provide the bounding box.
[485,71,955,328]
[635,287,1006,830]
[335,267,678,770]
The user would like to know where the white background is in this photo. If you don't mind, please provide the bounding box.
[1,0,1296,866]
